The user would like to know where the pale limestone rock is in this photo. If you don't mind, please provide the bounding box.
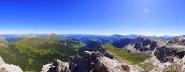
[0,56,23,72]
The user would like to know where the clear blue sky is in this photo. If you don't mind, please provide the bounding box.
[0,0,185,36]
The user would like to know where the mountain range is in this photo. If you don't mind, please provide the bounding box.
[0,34,185,72]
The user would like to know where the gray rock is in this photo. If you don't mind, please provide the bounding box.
[0,56,23,72]
[41,59,70,72]
[42,51,129,72]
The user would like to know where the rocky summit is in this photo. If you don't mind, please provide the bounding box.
[42,50,129,72]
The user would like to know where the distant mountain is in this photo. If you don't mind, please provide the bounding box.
[61,34,154,44]
[160,35,173,40]
[2,34,23,42]
[112,37,167,52]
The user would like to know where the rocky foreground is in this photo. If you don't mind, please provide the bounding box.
[41,50,129,72]
[0,56,23,72]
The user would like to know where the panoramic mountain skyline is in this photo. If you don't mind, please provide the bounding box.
[0,0,185,36]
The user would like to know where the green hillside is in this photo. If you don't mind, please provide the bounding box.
[101,44,151,64]
[0,37,81,71]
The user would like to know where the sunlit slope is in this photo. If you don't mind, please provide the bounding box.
[0,37,81,71]
[101,44,151,64]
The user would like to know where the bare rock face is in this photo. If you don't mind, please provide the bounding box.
[154,47,185,63]
[153,36,185,63]
[41,59,70,72]
[94,56,129,72]
[112,37,167,53]
[42,63,53,72]
[131,37,157,52]
[167,36,185,46]
[0,56,23,72]
[119,37,166,52]
[42,51,129,72]
[139,36,185,72]
[148,57,185,72]
[146,36,185,72]
[154,37,185,63]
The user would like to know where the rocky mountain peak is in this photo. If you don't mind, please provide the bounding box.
[42,50,130,72]
[167,36,185,46]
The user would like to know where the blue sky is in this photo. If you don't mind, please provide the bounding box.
[0,0,185,36]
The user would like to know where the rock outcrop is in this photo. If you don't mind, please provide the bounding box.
[144,36,185,72]
[41,59,70,72]
[124,37,167,52]
[42,51,129,72]
[147,56,185,72]
[154,36,185,63]
[132,37,158,51]
[113,37,167,52]
[154,46,185,62]
[167,36,185,46]
[0,56,23,72]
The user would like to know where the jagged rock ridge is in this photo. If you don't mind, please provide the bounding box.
[42,51,129,72]
[113,37,167,52]
[154,36,185,63]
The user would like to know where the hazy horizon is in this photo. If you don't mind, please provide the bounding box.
[0,33,179,37]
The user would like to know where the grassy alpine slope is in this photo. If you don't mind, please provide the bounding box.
[0,37,81,71]
[101,44,151,64]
